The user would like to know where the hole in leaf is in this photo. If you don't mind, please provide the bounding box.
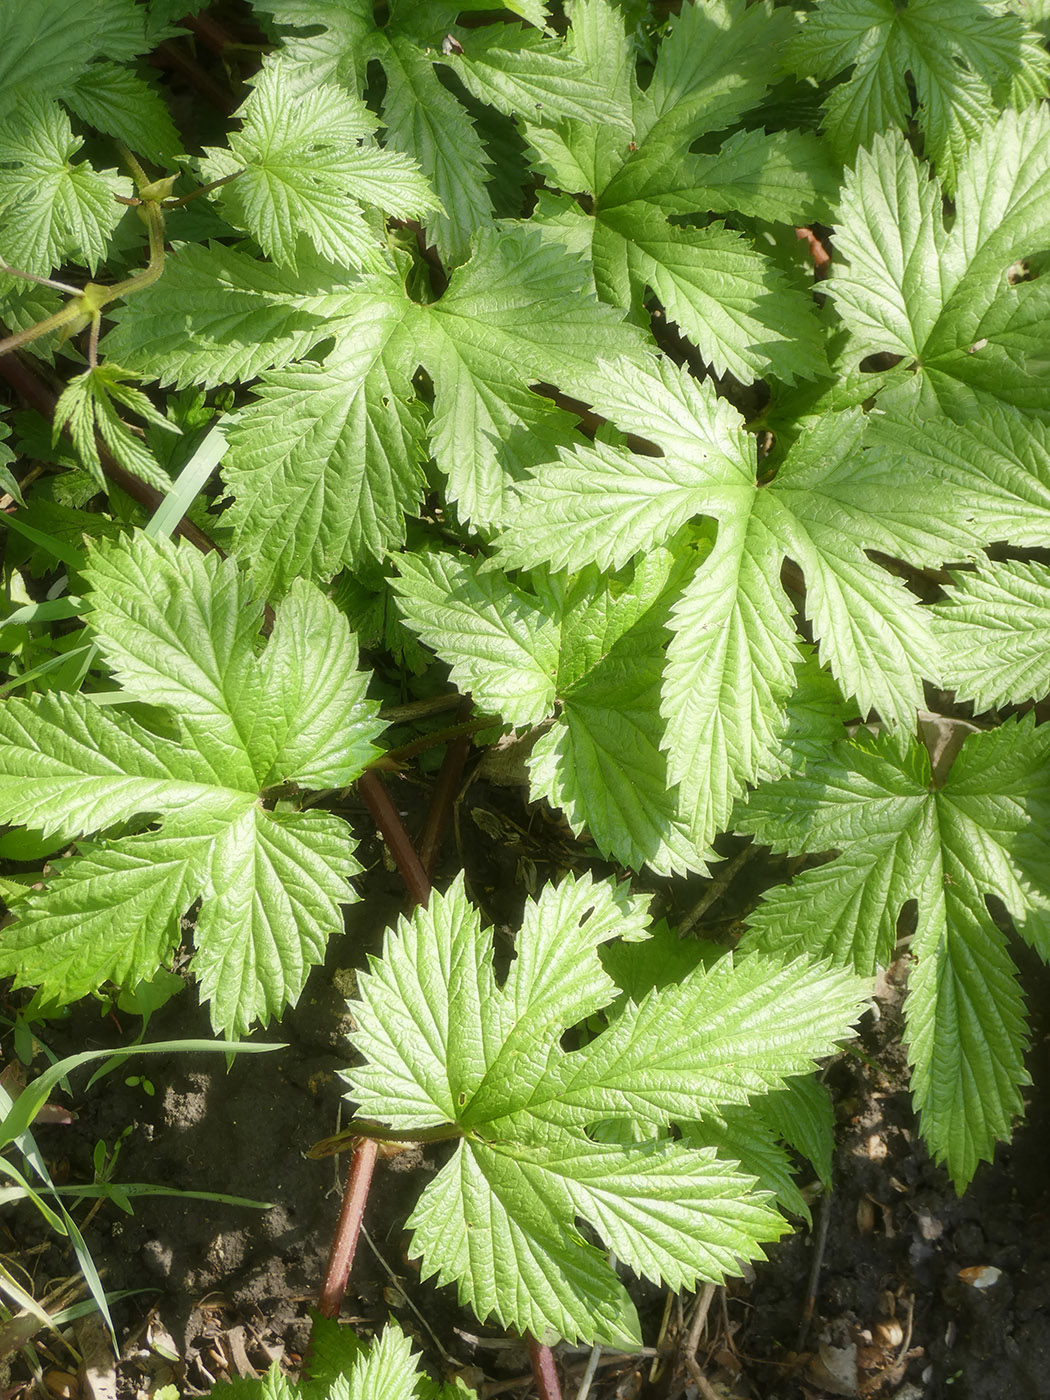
[858,352,904,374]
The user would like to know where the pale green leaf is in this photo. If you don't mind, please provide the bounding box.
[346,875,867,1342]
[202,60,435,270]
[347,871,496,1130]
[789,0,1050,188]
[193,808,358,1039]
[0,98,130,276]
[861,410,1050,550]
[101,242,365,391]
[500,435,715,574]
[738,719,1050,1186]
[391,553,559,727]
[662,512,801,846]
[512,0,825,386]
[684,1109,811,1221]
[249,0,373,91]
[498,353,753,573]
[83,534,269,780]
[0,829,208,1005]
[442,25,633,131]
[0,693,235,843]
[562,0,634,124]
[53,365,173,494]
[634,0,794,150]
[63,63,182,164]
[524,120,625,197]
[345,1320,435,1400]
[351,872,650,1131]
[396,547,709,873]
[907,895,1029,1193]
[221,284,425,592]
[761,412,981,725]
[574,353,757,483]
[380,34,493,264]
[409,1132,640,1347]
[828,131,952,360]
[0,0,147,116]
[528,566,711,876]
[418,226,650,527]
[203,229,646,587]
[0,534,384,1036]
[830,109,1050,412]
[934,560,1050,708]
[644,126,839,226]
[497,360,974,850]
[607,206,826,385]
[252,579,384,787]
[544,952,865,1126]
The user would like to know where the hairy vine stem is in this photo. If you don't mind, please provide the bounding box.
[0,155,167,361]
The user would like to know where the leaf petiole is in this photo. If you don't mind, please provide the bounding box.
[308,1119,464,1159]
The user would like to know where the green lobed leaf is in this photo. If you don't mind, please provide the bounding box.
[212,227,648,588]
[441,24,633,132]
[221,282,426,593]
[788,0,1050,189]
[0,693,236,843]
[345,874,867,1342]
[0,0,147,117]
[500,359,981,850]
[661,507,801,847]
[378,33,494,265]
[632,0,794,151]
[607,206,827,386]
[933,560,1050,707]
[643,126,840,226]
[522,0,824,385]
[192,807,357,1036]
[498,354,754,574]
[201,59,437,271]
[0,827,212,1008]
[395,546,710,873]
[101,242,366,391]
[53,365,174,494]
[527,557,713,875]
[392,552,559,728]
[0,534,385,1036]
[737,719,1050,1187]
[419,225,650,528]
[208,1318,470,1400]
[62,62,183,164]
[0,98,130,277]
[829,108,1050,414]
[759,412,981,726]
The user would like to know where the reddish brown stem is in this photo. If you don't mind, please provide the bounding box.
[0,351,219,555]
[183,12,238,52]
[184,9,266,48]
[527,1336,563,1400]
[418,703,474,876]
[315,773,431,1320]
[381,715,485,768]
[150,41,235,114]
[316,1137,378,1319]
[358,769,432,908]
